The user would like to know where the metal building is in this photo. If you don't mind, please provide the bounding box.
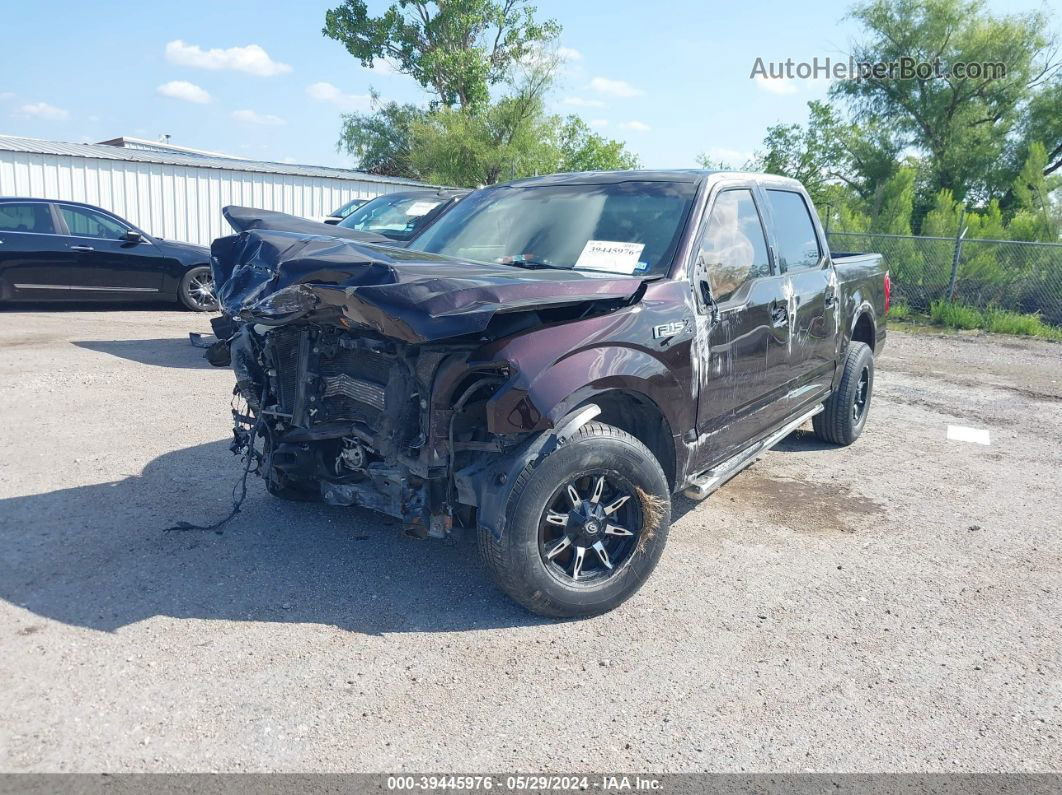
[0,135,430,246]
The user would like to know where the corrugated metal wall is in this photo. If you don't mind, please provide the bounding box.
[0,151,408,246]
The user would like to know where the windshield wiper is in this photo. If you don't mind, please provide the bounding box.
[497,254,567,271]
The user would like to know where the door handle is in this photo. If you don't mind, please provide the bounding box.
[69,245,94,252]
[770,300,789,327]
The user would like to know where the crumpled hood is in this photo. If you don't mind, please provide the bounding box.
[211,206,644,344]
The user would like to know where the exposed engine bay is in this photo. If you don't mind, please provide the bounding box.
[225,319,516,538]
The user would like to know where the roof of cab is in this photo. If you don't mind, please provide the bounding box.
[497,169,804,189]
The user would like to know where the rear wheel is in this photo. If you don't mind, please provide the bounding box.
[178,266,217,312]
[813,341,874,446]
[478,422,671,618]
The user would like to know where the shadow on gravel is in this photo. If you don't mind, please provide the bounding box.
[0,440,550,635]
[73,339,214,370]
[773,428,837,453]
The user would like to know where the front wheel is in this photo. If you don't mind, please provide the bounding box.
[813,341,874,446]
[178,265,217,312]
[478,422,671,618]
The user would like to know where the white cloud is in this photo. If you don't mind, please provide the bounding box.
[306,82,371,112]
[619,120,651,132]
[156,80,211,104]
[0,91,14,101]
[165,39,291,77]
[590,76,643,98]
[562,96,606,109]
[12,102,69,121]
[754,75,798,95]
[231,109,285,126]
[589,119,609,128]
[557,46,583,61]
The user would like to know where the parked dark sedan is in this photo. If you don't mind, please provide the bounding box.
[0,198,216,311]
[337,189,469,244]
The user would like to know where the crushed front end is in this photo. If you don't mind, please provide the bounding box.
[208,207,642,540]
[226,319,508,538]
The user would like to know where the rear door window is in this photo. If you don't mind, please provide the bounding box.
[764,190,821,271]
[0,202,56,234]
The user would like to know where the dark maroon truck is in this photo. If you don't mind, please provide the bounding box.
[209,170,888,617]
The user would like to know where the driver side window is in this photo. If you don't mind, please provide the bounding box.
[60,206,129,240]
[695,189,771,304]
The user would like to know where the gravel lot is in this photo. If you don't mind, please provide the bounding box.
[0,308,1059,773]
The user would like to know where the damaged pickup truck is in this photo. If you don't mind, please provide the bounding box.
[208,171,888,617]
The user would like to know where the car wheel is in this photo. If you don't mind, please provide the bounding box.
[478,422,671,618]
[813,341,874,446]
[178,266,217,312]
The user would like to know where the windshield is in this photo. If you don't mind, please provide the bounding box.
[338,193,446,241]
[407,181,698,276]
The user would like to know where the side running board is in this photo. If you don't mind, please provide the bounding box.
[683,404,824,501]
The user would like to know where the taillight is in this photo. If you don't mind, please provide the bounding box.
[884,270,891,314]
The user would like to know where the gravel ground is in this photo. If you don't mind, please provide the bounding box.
[0,308,1059,773]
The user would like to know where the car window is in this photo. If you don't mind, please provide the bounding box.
[0,202,55,234]
[765,190,820,271]
[60,206,129,239]
[696,189,771,303]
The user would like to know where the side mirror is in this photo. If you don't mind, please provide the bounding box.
[122,230,142,243]
[693,254,718,317]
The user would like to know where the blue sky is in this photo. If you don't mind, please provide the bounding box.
[1,0,1053,170]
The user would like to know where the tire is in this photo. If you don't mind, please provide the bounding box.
[177,265,217,312]
[478,422,671,618]
[813,341,874,446]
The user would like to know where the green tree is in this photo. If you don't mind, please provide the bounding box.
[555,116,641,173]
[748,101,847,205]
[832,0,1056,203]
[323,0,559,109]
[337,91,426,178]
[869,166,915,234]
[1010,142,1060,241]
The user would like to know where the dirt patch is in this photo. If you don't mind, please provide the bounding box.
[719,473,885,534]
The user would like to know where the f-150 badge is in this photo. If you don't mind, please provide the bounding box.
[652,319,689,339]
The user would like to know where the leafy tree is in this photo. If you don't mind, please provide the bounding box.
[748,101,847,205]
[869,167,915,234]
[323,0,559,109]
[832,0,1056,203]
[337,91,426,178]
[1010,142,1060,241]
[555,116,641,173]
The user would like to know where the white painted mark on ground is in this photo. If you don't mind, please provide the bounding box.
[947,425,991,445]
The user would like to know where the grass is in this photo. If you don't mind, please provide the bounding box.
[921,299,1062,340]
[886,302,913,322]
[929,300,983,330]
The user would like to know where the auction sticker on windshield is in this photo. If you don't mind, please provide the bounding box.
[405,201,441,216]
[575,240,645,274]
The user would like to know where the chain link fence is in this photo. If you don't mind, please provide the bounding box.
[827,231,1062,327]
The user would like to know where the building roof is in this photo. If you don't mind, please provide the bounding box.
[95,135,244,160]
[0,134,432,187]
